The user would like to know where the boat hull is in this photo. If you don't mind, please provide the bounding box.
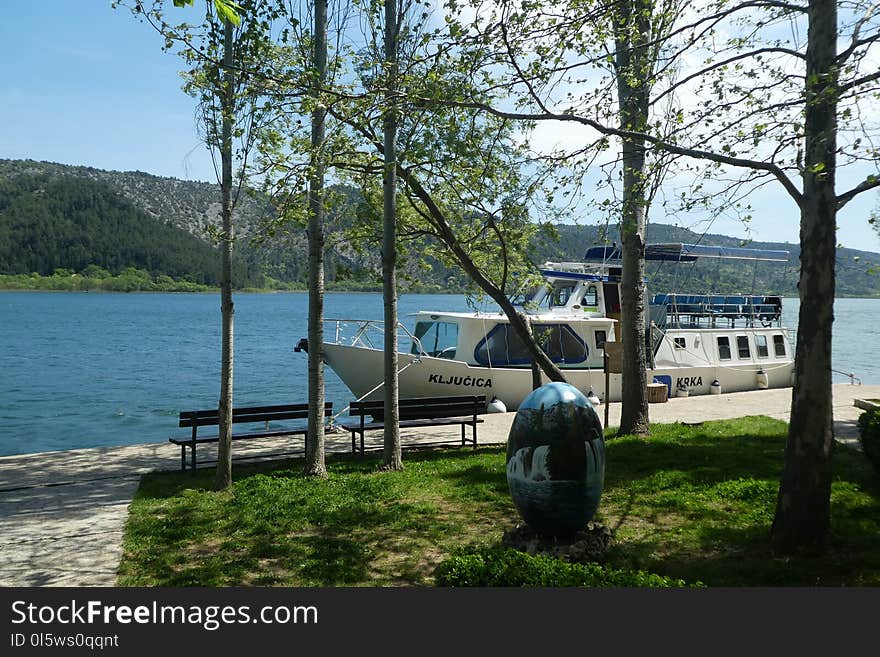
[322,343,794,410]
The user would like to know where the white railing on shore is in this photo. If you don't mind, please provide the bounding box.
[832,368,862,385]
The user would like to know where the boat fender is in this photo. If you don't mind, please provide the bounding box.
[756,369,769,389]
[487,396,507,414]
[587,389,601,407]
[710,379,721,395]
[294,338,308,353]
[676,384,689,398]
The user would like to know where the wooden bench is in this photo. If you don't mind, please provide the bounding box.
[340,395,486,456]
[170,402,332,471]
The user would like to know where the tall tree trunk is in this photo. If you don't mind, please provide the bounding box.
[771,0,837,554]
[305,0,328,477]
[614,0,650,436]
[382,0,402,470]
[214,17,235,490]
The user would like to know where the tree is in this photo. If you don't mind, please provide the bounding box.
[128,0,271,489]
[769,0,872,553]
[305,0,329,477]
[215,13,237,490]
[381,0,403,470]
[612,0,665,436]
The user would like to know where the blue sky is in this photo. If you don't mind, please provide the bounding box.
[2,1,878,252]
[1,1,217,181]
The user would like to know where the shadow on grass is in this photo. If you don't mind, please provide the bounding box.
[122,446,514,586]
[599,418,880,585]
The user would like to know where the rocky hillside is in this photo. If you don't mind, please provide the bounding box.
[2,158,879,295]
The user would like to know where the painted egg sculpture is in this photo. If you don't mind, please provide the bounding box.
[506,382,606,537]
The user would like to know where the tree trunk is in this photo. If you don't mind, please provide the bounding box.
[614,0,650,436]
[531,360,542,390]
[305,0,328,478]
[382,0,402,470]
[771,0,837,554]
[214,17,235,491]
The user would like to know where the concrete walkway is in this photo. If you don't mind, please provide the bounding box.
[1,383,876,587]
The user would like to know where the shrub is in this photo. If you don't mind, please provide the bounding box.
[857,408,880,474]
[434,548,701,588]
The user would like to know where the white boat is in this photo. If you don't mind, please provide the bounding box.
[312,243,795,410]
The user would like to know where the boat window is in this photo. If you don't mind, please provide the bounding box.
[551,283,577,307]
[595,330,606,349]
[773,334,786,357]
[673,337,686,350]
[474,324,588,366]
[582,285,598,308]
[412,321,458,359]
[737,335,751,359]
[756,334,769,358]
[510,285,542,306]
[717,336,731,360]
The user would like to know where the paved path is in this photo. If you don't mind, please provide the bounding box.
[1,383,876,587]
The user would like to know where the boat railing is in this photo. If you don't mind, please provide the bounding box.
[650,293,783,329]
[326,318,425,358]
[323,319,427,427]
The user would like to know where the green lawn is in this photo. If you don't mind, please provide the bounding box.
[117,416,880,586]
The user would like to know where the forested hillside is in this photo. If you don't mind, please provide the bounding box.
[0,171,264,287]
[1,159,879,296]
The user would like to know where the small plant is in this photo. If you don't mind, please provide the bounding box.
[434,547,701,588]
[857,409,880,474]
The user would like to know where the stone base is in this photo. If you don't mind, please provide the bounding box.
[501,521,615,564]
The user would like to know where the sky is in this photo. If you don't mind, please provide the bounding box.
[2,1,879,252]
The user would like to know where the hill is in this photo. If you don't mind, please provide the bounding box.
[1,158,878,296]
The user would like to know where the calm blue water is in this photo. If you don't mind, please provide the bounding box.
[0,292,876,456]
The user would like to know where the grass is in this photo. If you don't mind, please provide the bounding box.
[117,416,880,586]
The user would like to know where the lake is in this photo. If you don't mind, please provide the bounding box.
[0,292,877,456]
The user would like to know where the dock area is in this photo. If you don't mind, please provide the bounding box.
[1,383,876,587]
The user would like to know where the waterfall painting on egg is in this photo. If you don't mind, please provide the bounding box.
[506,382,606,536]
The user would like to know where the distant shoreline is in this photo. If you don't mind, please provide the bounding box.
[0,270,460,295]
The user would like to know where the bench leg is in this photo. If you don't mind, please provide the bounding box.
[472,423,477,449]
[360,431,365,457]
[180,446,186,471]
[461,423,465,447]
[191,443,197,471]
[350,432,356,454]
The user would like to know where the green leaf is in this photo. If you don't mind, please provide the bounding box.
[214,0,241,26]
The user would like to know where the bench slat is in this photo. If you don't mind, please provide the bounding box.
[180,403,332,427]
[172,402,332,471]
[349,395,485,421]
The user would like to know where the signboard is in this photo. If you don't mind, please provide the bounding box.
[604,341,623,374]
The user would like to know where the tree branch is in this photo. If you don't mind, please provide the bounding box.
[427,97,805,208]
[837,175,880,209]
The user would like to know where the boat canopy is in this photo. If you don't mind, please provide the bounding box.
[584,243,790,263]
[537,269,609,282]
